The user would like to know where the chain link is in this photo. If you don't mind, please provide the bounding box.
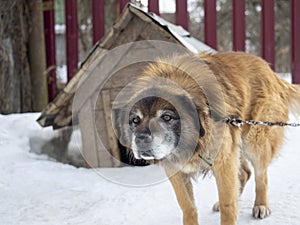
[224,117,300,127]
[199,117,300,167]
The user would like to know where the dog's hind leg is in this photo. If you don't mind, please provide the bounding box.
[246,125,285,219]
[165,168,199,225]
[251,159,271,219]
[239,158,251,195]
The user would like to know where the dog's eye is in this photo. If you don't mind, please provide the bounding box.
[131,116,141,124]
[161,114,172,122]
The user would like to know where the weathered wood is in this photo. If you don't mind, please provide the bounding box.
[94,109,115,167]
[78,99,99,168]
[0,0,32,113]
[100,5,133,49]
[110,16,147,49]
[28,0,48,111]
[101,90,121,166]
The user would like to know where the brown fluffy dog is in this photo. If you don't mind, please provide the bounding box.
[115,52,300,225]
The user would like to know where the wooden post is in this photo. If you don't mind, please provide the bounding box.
[148,0,159,15]
[43,0,57,102]
[291,0,300,84]
[28,0,49,111]
[204,0,217,50]
[175,0,188,30]
[65,0,78,81]
[232,0,245,51]
[92,0,105,44]
[261,0,275,70]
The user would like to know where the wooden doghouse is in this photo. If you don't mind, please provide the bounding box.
[37,3,214,168]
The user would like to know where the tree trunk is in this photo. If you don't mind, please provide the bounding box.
[0,0,32,113]
[27,0,48,111]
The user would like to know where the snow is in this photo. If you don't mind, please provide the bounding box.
[56,65,68,84]
[0,113,300,225]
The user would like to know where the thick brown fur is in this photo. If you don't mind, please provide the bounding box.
[125,52,300,225]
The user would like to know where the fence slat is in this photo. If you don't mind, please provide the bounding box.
[232,0,245,51]
[148,0,159,15]
[291,0,300,84]
[119,0,130,14]
[43,0,57,101]
[261,0,275,70]
[175,0,188,31]
[92,0,105,44]
[204,0,217,49]
[65,0,78,81]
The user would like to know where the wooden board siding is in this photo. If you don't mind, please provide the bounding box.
[101,90,121,166]
[78,99,99,168]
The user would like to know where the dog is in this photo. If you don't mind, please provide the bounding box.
[113,52,300,225]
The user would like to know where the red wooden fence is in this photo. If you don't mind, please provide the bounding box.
[204,0,217,50]
[261,0,275,70]
[232,0,245,52]
[148,0,159,15]
[176,0,188,31]
[92,0,105,45]
[291,0,300,84]
[65,0,78,81]
[43,0,57,102]
[43,0,300,101]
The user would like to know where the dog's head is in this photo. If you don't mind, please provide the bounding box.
[113,80,210,164]
[129,94,207,161]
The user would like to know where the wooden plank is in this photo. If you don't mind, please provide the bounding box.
[71,46,128,116]
[291,0,300,84]
[138,22,177,43]
[175,0,188,31]
[43,0,57,102]
[110,16,148,49]
[92,0,105,44]
[232,0,245,51]
[101,90,121,167]
[148,0,159,15]
[101,5,133,49]
[65,0,78,80]
[204,0,217,50]
[78,100,99,168]
[94,109,115,167]
[261,0,275,70]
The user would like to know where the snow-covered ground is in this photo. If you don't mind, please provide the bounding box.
[0,112,300,225]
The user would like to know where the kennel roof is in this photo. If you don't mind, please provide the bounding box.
[37,3,214,129]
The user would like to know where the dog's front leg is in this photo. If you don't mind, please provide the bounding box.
[213,150,239,225]
[165,167,198,225]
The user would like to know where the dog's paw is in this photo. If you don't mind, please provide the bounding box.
[252,205,271,219]
[212,201,220,212]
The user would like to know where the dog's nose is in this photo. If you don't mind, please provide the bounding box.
[135,133,153,145]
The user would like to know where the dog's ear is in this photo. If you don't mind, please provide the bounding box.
[176,94,206,138]
[111,106,132,148]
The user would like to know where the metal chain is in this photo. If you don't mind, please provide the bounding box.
[224,117,300,127]
[199,117,300,168]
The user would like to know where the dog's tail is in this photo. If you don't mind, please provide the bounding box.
[287,84,300,115]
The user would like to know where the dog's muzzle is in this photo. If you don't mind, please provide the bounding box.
[135,133,155,160]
